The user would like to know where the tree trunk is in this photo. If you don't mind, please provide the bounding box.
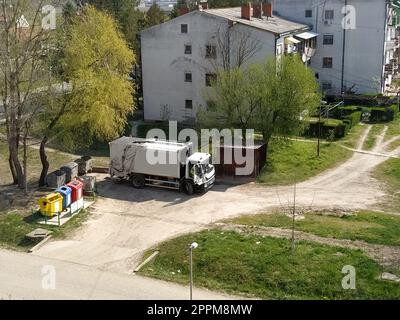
[39,136,49,187]
[7,130,21,184]
[23,134,28,194]
[8,152,18,185]
[9,136,24,189]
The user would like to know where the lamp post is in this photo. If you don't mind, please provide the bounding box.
[189,242,198,300]
[318,100,328,157]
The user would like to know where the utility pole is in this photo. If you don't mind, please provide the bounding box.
[317,108,322,157]
[291,173,297,252]
[317,100,327,157]
[189,242,198,300]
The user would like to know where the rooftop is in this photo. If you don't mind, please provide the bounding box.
[203,7,310,35]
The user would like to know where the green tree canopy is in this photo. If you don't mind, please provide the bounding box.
[199,55,321,142]
[56,5,135,149]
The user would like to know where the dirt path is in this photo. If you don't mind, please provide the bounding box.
[372,126,388,153]
[218,223,400,268]
[33,126,400,273]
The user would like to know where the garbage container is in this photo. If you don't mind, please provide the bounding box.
[56,186,72,210]
[46,170,66,188]
[60,162,79,183]
[74,156,92,175]
[79,175,96,195]
[38,193,63,217]
[67,179,83,203]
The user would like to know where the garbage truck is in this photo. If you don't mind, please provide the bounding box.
[109,137,215,195]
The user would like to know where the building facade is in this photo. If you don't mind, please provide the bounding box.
[272,0,400,95]
[141,4,317,122]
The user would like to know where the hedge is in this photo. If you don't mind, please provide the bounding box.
[369,105,398,122]
[306,118,348,139]
[343,111,362,127]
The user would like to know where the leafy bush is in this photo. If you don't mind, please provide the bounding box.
[369,106,397,122]
[343,111,362,127]
[307,118,347,139]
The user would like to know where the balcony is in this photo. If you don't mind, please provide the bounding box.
[386,40,398,51]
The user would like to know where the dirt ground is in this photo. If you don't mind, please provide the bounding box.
[33,127,400,274]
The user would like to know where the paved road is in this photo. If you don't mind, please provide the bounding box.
[0,250,237,300]
[33,127,400,274]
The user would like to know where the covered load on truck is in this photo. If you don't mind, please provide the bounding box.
[109,137,215,195]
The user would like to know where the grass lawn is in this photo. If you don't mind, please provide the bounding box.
[0,140,76,186]
[0,139,110,186]
[139,229,400,299]
[0,210,89,251]
[372,158,400,212]
[362,125,383,150]
[257,140,352,186]
[362,116,400,151]
[384,115,400,142]
[340,124,366,149]
[230,211,400,246]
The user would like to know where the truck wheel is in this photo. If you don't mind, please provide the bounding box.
[183,181,194,195]
[131,174,145,189]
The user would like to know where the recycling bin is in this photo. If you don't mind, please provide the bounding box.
[56,186,72,210]
[38,193,63,217]
[74,156,93,175]
[45,170,66,188]
[60,162,79,183]
[67,179,83,203]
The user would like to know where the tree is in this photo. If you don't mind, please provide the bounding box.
[0,0,56,189]
[146,4,167,27]
[37,5,135,186]
[199,55,321,143]
[254,55,321,141]
[212,26,262,71]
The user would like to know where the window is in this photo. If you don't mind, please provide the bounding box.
[305,9,312,18]
[181,24,188,33]
[205,45,217,59]
[185,72,192,83]
[324,10,334,20]
[185,100,193,109]
[184,44,192,54]
[323,34,334,45]
[205,73,217,87]
[322,81,332,90]
[322,57,333,68]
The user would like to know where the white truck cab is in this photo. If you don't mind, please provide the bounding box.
[186,153,216,194]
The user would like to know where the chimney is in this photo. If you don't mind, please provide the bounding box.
[241,3,251,20]
[263,2,272,17]
[253,3,262,19]
[178,6,190,16]
[200,1,209,10]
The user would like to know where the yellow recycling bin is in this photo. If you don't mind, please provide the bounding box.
[38,193,63,217]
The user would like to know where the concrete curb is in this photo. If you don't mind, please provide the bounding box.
[28,235,52,253]
[133,251,159,273]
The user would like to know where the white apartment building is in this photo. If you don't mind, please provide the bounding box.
[141,3,318,122]
[272,0,400,95]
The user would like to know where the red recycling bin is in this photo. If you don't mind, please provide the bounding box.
[67,179,83,203]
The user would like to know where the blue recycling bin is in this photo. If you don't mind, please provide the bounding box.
[56,186,72,210]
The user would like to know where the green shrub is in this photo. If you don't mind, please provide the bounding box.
[338,106,362,117]
[369,106,396,122]
[307,118,347,139]
[343,111,362,127]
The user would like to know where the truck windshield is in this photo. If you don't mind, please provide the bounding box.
[194,165,203,177]
[201,164,213,174]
